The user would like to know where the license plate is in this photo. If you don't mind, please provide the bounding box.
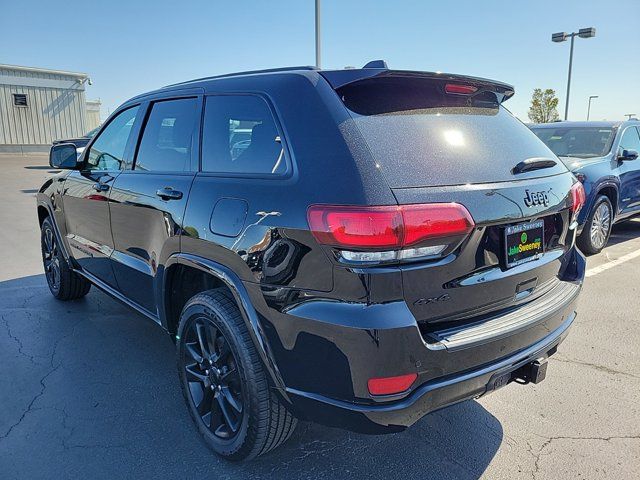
[505,220,544,268]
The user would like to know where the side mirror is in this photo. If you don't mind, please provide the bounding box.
[50,143,80,169]
[618,149,639,161]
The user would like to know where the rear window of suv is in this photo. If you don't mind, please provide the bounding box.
[337,76,566,188]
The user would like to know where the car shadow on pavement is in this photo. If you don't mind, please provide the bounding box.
[0,274,502,480]
[606,219,640,247]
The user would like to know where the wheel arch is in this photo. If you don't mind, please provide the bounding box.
[37,204,49,226]
[36,201,72,263]
[161,253,287,393]
[595,184,618,218]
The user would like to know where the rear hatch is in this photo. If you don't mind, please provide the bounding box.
[327,70,577,332]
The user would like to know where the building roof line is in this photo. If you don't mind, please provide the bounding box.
[0,63,88,78]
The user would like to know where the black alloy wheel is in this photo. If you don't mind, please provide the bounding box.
[40,216,91,300]
[177,290,297,460]
[42,223,61,294]
[183,317,244,439]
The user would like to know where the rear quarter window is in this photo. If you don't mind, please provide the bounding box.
[201,95,288,176]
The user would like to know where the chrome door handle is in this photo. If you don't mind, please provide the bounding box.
[156,187,183,200]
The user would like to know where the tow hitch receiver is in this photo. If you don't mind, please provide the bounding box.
[487,358,549,393]
[514,358,548,384]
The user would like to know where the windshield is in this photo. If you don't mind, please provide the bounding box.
[530,126,615,158]
[84,126,101,138]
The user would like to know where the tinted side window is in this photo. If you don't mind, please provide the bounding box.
[135,98,198,172]
[202,95,286,175]
[86,106,139,171]
[619,127,640,153]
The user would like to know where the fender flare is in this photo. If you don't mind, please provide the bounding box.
[36,200,72,264]
[592,180,619,215]
[162,253,288,395]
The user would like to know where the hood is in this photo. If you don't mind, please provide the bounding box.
[558,155,610,171]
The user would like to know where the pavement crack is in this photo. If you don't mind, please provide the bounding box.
[527,434,640,479]
[49,318,83,368]
[0,319,82,442]
[552,356,640,380]
[0,363,61,441]
[1,314,38,365]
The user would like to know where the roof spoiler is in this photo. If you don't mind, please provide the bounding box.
[321,61,515,103]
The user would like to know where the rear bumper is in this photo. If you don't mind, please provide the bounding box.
[253,247,585,433]
[285,311,575,434]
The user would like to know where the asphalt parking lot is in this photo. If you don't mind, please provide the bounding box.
[1,154,639,480]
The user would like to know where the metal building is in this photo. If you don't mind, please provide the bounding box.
[0,64,101,154]
[86,99,102,131]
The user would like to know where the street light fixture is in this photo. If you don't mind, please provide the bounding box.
[587,95,598,121]
[624,114,637,120]
[552,27,596,120]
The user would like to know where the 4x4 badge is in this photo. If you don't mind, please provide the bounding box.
[524,189,549,207]
[414,294,451,306]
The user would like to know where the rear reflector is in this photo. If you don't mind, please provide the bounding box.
[445,83,478,95]
[368,373,418,396]
[307,203,474,250]
[570,182,586,214]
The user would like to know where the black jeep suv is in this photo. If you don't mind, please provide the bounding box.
[39,62,586,460]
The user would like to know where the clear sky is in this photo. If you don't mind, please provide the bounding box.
[2,0,638,123]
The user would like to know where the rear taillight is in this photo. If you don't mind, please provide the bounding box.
[401,204,474,245]
[307,203,474,263]
[570,182,586,214]
[307,206,402,249]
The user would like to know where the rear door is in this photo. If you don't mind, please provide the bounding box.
[108,96,201,314]
[62,105,141,287]
[334,74,576,326]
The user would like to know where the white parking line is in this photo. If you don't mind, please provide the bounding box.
[586,249,640,277]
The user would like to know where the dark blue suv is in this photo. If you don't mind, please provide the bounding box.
[530,121,640,254]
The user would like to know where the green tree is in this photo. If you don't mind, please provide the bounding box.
[528,88,560,123]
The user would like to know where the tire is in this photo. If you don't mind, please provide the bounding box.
[177,289,297,460]
[40,216,91,300]
[577,195,613,255]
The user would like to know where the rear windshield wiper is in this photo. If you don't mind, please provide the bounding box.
[512,157,557,174]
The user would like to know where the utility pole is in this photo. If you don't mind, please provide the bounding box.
[315,0,321,68]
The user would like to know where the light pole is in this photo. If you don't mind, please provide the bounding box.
[587,95,598,121]
[315,0,321,68]
[552,27,596,120]
[624,114,637,120]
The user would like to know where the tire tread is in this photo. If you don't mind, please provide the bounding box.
[179,289,296,460]
[577,195,613,255]
[41,217,91,301]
